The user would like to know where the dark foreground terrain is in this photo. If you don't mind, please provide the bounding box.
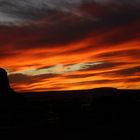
[0,88,140,139]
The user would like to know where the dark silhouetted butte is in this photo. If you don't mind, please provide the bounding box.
[0,68,15,95]
[0,68,25,104]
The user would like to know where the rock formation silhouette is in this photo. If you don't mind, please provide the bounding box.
[0,67,25,104]
[0,68,15,95]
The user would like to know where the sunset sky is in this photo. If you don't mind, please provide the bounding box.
[0,0,140,92]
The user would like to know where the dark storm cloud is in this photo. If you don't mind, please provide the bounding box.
[96,22,140,47]
[9,73,58,85]
[0,0,139,45]
[0,16,97,50]
[0,0,139,26]
[0,0,81,25]
[9,73,34,84]
[0,15,139,54]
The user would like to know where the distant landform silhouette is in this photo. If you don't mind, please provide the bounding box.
[0,67,25,104]
[0,67,140,139]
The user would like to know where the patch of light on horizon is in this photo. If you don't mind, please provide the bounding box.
[15,61,104,76]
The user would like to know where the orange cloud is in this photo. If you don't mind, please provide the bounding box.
[0,2,140,92]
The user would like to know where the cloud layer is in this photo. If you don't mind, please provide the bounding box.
[0,0,140,92]
[0,0,139,25]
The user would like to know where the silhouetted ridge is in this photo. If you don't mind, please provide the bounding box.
[92,87,118,92]
[0,68,11,92]
[0,68,139,139]
[0,67,25,104]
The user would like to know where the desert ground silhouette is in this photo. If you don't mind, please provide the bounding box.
[0,68,140,139]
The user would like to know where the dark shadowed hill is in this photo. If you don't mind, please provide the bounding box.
[8,87,138,139]
[0,68,139,140]
[22,87,140,102]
